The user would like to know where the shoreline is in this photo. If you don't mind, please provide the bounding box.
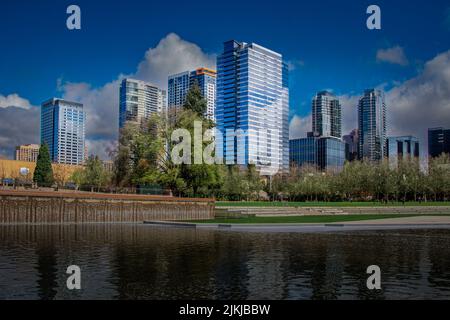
[144,216,450,233]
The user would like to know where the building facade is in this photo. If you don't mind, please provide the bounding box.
[289,136,317,168]
[343,129,359,162]
[119,78,166,129]
[216,40,289,175]
[15,144,40,162]
[428,127,450,158]
[312,91,341,138]
[358,89,387,161]
[289,133,346,171]
[41,98,85,165]
[387,136,420,168]
[168,68,216,121]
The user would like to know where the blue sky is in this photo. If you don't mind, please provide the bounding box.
[1,0,450,159]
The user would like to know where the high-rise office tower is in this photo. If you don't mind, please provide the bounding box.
[343,129,359,161]
[428,127,450,158]
[289,133,346,171]
[168,68,216,121]
[41,98,85,165]
[357,89,387,161]
[312,91,341,138]
[15,144,40,162]
[216,40,289,175]
[119,78,167,129]
[387,136,420,168]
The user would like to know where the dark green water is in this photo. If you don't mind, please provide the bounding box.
[0,224,450,300]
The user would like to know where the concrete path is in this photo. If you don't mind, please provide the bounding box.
[144,216,450,233]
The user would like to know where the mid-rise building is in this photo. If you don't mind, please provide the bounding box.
[428,127,450,158]
[41,98,85,165]
[358,89,387,161]
[119,78,166,129]
[15,144,40,162]
[289,133,346,171]
[216,40,289,175]
[343,129,359,161]
[168,68,216,121]
[312,91,341,138]
[387,136,420,168]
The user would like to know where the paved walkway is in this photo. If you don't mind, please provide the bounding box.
[333,216,450,225]
[145,216,450,233]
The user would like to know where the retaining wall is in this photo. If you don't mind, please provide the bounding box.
[0,190,214,224]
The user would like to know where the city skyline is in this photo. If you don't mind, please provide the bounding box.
[1,1,450,160]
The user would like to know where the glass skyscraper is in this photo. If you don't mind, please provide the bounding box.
[168,68,216,121]
[387,136,420,168]
[343,129,359,161]
[119,78,166,129]
[216,40,289,175]
[358,89,387,161]
[312,91,341,138]
[41,98,85,165]
[290,134,345,171]
[428,127,450,158]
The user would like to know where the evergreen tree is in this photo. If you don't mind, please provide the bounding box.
[183,84,207,117]
[33,143,54,187]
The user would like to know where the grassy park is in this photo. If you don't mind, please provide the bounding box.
[216,201,450,208]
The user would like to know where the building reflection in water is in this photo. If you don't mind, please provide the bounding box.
[0,225,450,299]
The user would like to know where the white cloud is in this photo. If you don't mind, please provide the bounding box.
[0,106,40,158]
[289,114,311,139]
[337,94,360,135]
[135,33,216,89]
[0,93,34,109]
[376,46,409,66]
[386,49,450,154]
[60,79,122,143]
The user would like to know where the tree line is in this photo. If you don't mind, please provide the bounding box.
[30,85,450,202]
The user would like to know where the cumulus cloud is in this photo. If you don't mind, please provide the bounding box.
[338,94,360,135]
[376,46,409,66]
[0,106,40,158]
[60,80,122,142]
[386,49,450,155]
[289,114,311,139]
[0,93,39,157]
[135,33,216,89]
[0,93,34,109]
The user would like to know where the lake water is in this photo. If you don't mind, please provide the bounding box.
[0,224,450,300]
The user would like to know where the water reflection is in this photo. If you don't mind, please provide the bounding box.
[0,225,449,300]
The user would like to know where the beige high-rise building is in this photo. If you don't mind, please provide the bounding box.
[15,144,40,162]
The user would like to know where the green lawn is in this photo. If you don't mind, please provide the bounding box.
[216,201,450,208]
[189,214,450,224]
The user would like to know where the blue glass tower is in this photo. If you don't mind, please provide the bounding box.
[216,40,289,175]
[41,98,85,165]
[290,134,345,171]
[168,68,216,121]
